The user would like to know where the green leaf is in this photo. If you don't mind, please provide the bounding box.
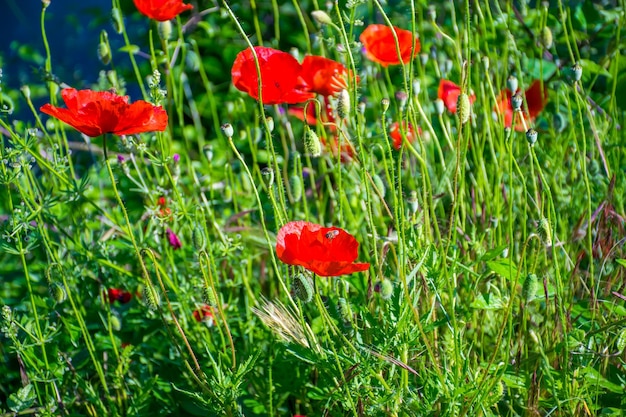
[487,260,520,282]
[471,293,506,310]
[580,367,624,394]
[7,384,35,413]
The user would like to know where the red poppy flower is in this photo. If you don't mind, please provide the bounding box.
[108,288,133,304]
[438,79,476,114]
[389,121,420,150]
[360,24,420,67]
[495,80,547,131]
[276,221,370,277]
[232,46,315,105]
[299,55,354,97]
[193,305,214,323]
[133,0,193,21]
[40,88,168,137]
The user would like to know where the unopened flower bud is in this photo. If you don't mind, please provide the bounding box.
[537,217,552,246]
[374,278,394,300]
[526,128,538,146]
[20,85,31,100]
[408,190,419,214]
[381,98,390,113]
[98,41,111,65]
[49,282,67,304]
[261,167,274,188]
[111,8,124,34]
[540,26,553,49]
[304,128,322,157]
[311,10,333,26]
[221,123,234,138]
[337,89,350,120]
[522,273,539,303]
[265,116,274,133]
[372,174,386,198]
[412,79,421,95]
[192,226,206,250]
[291,274,314,303]
[457,93,471,124]
[571,63,582,82]
[158,20,172,40]
[202,285,217,306]
[434,98,445,115]
[143,286,160,311]
[110,312,122,331]
[511,93,523,111]
[507,75,518,93]
[42,0,51,8]
[290,174,303,202]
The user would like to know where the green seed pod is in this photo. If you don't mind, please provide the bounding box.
[372,174,386,198]
[290,174,303,202]
[434,98,445,115]
[617,328,626,353]
[202,285,217,307]
[158,20,172,41]
[522,273,539,303]
[507,75,518,93]
[457,93,470,124]
[221,123,234,138]
[49,282,67,304]
[537,218,552,247]
[304,128,322,157]
[291,274,314,303]
[143,286,160,311]
[111,8,124,34]
[375,279,394,300]
[265,116,274,133]
[541,26,553,49]
[526,128,538,146]
[192,226,206,250]
[337,89,350,120]
[511,93,523,111]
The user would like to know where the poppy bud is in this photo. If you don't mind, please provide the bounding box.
[408,190,419,214]
[540,26,553,49]
[158,20,172,41]
[522,273,539,304]
[337,89,350,120]
[507,75,518,93]
[381,98,390,114]
[372,174,386,198]
[20,85,31,100]
[98,41,111,65]
[42,0,50,8]
[290,174,303,202]
[337,298,352,324]
[482,56,489,70]
[511,93,523,111]
[111,8,124,34]
[311,10,333,26]
[261,167,274,188]
[265,116,274,133]
[537,217,552,247]
[434,98,445,115]
[143,286,160,311]
[202,285,217,307]
[110,312,122,332]
[304,128,322,157]
[49,282,67,304]
[457,93,470,124]
[192,226,206,250]
[570,63,582,82]
[291,274,314,303]
[485,381,505,408]
[526,128,538,146]
[221,123,234,138]
[374,278,393,300]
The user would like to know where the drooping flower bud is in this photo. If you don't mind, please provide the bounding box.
[143,286,160,311]
[374,278,393,300]
[537,217,552,247]
[337,89,350,120]
[372,174,386,198]
[291,274,314,303]
[202,285,217,307]
[290,174,303,202]
[261,167,275,188]
[304,128,322,157]
[540,26,553,49]
[49,282,67,304]
[522,273,539,304]
[98,41,111,65]
[111,8,124,34]
[192,226,206,250]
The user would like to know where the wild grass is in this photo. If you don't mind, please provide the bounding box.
[1,0,625,416]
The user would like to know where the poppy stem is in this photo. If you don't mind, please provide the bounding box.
[102,134,109,162]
